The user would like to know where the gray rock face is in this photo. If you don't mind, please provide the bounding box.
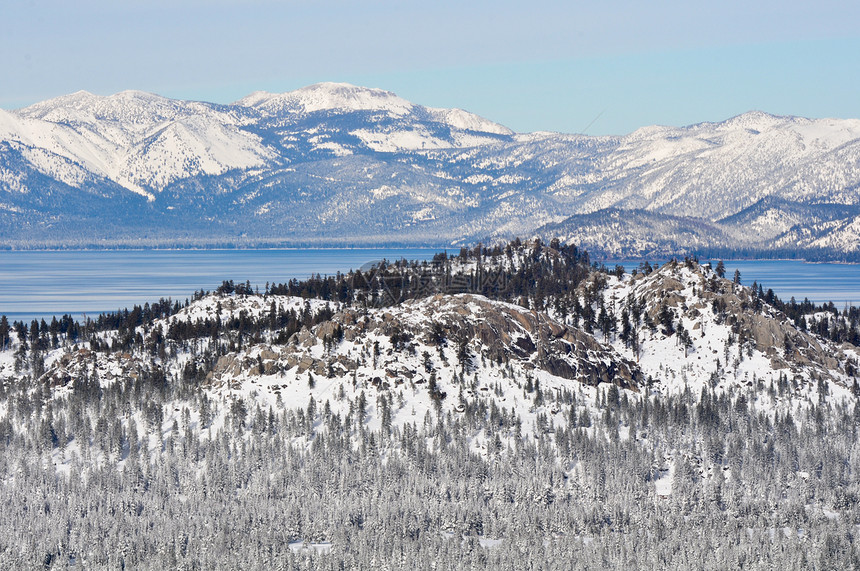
[41,348,159,388]
[417,294,643,390]
[202,293,646,391]
[195,292,645,391]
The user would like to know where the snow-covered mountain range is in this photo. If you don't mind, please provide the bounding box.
[2,83,859,257]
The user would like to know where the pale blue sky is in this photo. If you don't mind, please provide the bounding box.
[2,0,858,135]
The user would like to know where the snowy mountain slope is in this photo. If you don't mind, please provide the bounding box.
[0,137,152,244]
[115,113,276,192]
[3,85,860,255]
[238,82,511,135]
[0,108,26,140]
[1,242,859,567]
[598,113,860,218]
[717,197,860,239]
[236,82,512,154]
[534,208,737,258]
[0,105,138,195]
[596,260,859,402]
[772,213,860,254]
[196,292,644,405]
[425,106,513,136]
[16,91,275,196]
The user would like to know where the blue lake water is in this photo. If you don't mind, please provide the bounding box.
[0,249,439,323]
[0,250,857,323]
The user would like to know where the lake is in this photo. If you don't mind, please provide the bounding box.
[1,250,858,323]
[0,249,438,323]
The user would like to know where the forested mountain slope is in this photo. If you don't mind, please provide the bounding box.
[1,240,859,567]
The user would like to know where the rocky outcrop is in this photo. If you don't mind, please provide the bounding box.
[632,261,857,383]
[40,347,156,388]
[202,292,645,391]
[411,294,644,390]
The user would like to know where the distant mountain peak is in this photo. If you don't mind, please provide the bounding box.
[233,82,513,138]
[17,89,189,127]
[236,82,415,117]
[715,110,799,131]
[21,88,167,108]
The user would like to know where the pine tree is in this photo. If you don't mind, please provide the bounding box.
[0,315,9,351]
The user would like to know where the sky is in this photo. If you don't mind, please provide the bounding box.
[2,0,859,135]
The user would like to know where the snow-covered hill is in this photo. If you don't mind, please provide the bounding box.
[2,85,860,257]
[7,242,855,433]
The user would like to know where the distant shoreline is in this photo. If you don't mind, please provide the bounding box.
[1,242,858,264]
